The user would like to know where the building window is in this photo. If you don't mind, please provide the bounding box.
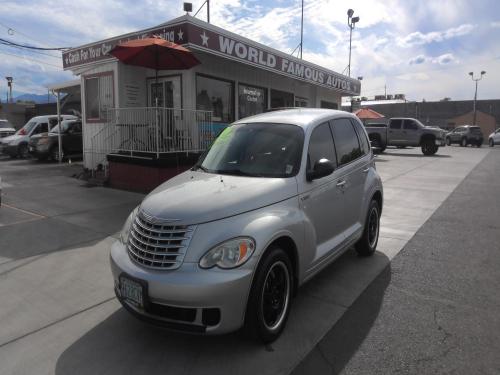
[320,100,338,109]
[238,84,267,119]
[84,72,114,122]
[295,97,308,108]
[196,75,234,123]
[271,89,294,109]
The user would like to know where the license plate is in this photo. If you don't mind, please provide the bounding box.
[120,276,144,308]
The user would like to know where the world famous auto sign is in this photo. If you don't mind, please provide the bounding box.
[62,19,360,96]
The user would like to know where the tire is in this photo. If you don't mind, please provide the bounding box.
[446,137,451,146]
[50,146,64,161]
[245,247,293,343]
[396,146,406,149]
[421,139,438,155]
[379,145,386,153]
[355,200,380,256]
[476,142,482,148]
[490,139,494,147]
[460,138,467,147]
[17,144,29,158]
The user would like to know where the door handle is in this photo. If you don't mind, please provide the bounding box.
[336,180,346,187]
[362,168,370,173]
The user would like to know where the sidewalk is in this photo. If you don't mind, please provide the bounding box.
[293,148,500,374]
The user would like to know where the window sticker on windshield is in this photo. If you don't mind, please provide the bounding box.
[213,126,233,145]
[285,164,293,174]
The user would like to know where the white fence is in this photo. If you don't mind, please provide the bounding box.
[88,107,214,175]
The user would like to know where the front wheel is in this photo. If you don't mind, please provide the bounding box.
[476,142,482,148]
[355,200,380,256]
[490,139,495,147]
[460,138,467,147]
[17,144,29,158]
[421,140,438,155]
[245,247,293,343]
[446,137,451,146]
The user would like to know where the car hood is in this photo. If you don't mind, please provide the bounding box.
[0,134,24,144]
[139,171,299,225]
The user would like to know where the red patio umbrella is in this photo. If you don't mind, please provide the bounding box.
[354,108,385,120]
[110,37,200,105]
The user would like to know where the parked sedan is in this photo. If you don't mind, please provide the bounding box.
[446,125,484,147]
[29,120,83,161]
[489,128,500,147]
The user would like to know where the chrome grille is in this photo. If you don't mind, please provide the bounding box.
[127,211,195,270]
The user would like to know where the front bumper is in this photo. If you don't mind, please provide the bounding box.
[110,240,256,334]
[436,138,446,146]
[0,144,18,157]
[28,144,50,158]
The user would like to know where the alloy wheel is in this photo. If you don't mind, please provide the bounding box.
[368,206,380,248]
[261,261,290,331]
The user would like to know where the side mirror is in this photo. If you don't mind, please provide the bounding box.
[307,158,335,181]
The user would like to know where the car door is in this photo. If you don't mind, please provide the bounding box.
[495,129,500,144]
[403,119,420,146]
[299,121,345,265]
[330,118,368,240]
[66,122,83,153]
[388,119,404,145]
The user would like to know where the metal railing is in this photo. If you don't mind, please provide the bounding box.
[88,107,214,175]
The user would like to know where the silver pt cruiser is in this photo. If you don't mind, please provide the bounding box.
[110,109,383,343]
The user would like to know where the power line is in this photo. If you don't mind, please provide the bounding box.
[0,50,62,69]
[0,21,55,48]
[0,37,68,51]
[0,41,61,59]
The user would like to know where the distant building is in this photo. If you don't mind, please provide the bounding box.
[343,99,500,131]
[447,110,496,136]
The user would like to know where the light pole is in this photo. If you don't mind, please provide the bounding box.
[5,77,13,103]
[469,71,486,126]
[347,9,359,78]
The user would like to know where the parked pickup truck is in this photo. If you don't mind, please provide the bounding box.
[365,118,446,155]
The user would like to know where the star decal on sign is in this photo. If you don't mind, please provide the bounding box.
[200,31,209,46]
[177,29,184,41]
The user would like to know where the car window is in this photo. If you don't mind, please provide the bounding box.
[307,122,337,171]
[350,118,370,155]
[390,119,402,129]
[330,118,362,166]
[49,118,59,127]
[404,120,418,130]
[32,123,48,135]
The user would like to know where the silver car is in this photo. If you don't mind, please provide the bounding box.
[110,109,383,343]
[489,128,500,147]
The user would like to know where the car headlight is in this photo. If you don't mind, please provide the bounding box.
[199,237,256,269]
[120,206,139,245]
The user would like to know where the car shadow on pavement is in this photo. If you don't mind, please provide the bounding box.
[384,152,451,158]
[292,263,392,375]
[54,250,391,375]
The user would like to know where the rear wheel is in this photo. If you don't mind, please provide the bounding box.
[476,142,482,148]
[421,139,438,155]
[446,137,451,146]
[245,247,293,343]
[50,146,64,161]
[355,200,380,256]
[17,144,29,158]
[490,139,494,147]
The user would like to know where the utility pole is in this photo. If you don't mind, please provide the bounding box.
[469,71,486,126]
[207,0,210,23]
[300,0,304,59]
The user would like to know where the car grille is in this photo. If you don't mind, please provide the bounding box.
[127,211,195,270]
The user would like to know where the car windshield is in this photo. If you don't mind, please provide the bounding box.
[16,121,37,135]
[197,123,304,178]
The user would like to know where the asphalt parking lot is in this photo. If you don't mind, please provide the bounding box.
[0,145,496,374]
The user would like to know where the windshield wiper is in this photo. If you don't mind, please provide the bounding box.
[192,164,209,172]
[216,169,264,177]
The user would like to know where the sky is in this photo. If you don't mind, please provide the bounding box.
[0,0,499,102]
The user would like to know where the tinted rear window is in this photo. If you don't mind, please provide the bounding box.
[470,127,482,134]
[390,119,402,129]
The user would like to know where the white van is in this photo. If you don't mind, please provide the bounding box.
[0,115,77,158]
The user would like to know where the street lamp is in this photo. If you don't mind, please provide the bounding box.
[347,9,360,77]
[469,71,486,126]
[5,77,13,103]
